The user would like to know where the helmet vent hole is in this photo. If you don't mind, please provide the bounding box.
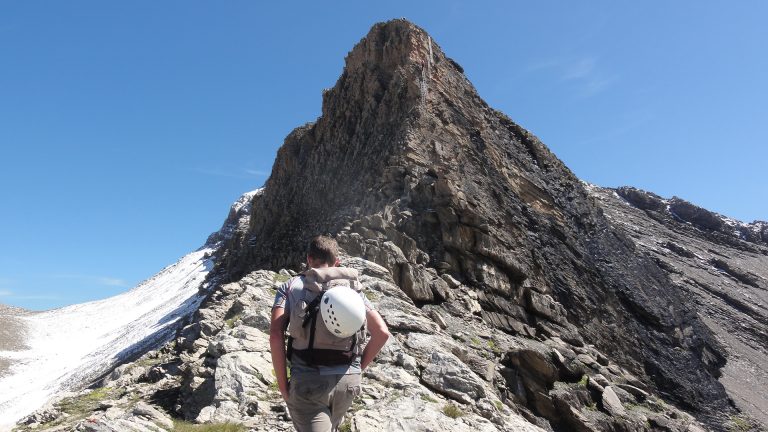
[324,297,329,304]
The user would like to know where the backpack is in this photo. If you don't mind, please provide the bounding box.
[285,267,368,366]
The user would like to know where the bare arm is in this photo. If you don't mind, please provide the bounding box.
[269,307,290,401]
[360,309,391,370]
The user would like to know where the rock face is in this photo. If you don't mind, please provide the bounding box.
[218,18,729,424]
[11,19,766,432]
[588,184,768,427]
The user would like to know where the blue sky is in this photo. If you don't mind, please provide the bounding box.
[1,1,766,310]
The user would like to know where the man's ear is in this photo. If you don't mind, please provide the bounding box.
[334,258,340,267]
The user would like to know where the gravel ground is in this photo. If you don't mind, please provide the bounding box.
[0,303,31,377]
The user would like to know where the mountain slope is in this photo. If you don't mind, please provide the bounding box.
[0,190,259,429]
[587,184,768,426]
[219,19,729,422]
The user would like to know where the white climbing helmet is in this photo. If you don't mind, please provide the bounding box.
[320,286,366,338]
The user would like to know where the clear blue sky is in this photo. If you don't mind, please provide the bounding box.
[1,1,766,310]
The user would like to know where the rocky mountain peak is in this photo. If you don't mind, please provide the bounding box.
[216,18,732,425]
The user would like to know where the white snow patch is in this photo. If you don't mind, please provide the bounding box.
[0,247,214,428]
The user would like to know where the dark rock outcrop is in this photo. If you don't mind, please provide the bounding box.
[591,184,768,428]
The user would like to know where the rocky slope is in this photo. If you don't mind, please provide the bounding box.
[219,18,731,424]
[0,304,30,379]
[8,19,765,432]
[0,190,260,430]
[13,256,713,432]
[587,185,768,427]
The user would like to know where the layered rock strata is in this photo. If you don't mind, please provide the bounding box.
[217,19,731,426]
[588,184,768,428]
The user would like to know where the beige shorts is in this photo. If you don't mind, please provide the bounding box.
[287,373,362,432]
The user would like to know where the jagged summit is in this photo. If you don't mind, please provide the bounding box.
[222,19,562,273]
[615,186,768,246]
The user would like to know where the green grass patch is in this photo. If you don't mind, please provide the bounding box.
[646,396,666,413]
[470,337,481,346]
[224,313,243,328]
[268,368,288,392]
[442,403,464,419]
[338,420,352,432]
[268,380,279,392]
[727,414,755,432]
[494,400,503,410]
[57,387,122,417]
[578,375,589,387]
[364,289,380,302]
[134,356,163,368]
[486,339,504,356]
[420,393,438,403]
[173,420,247,432]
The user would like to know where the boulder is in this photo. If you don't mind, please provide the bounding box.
[526,291,568,325]
[601,386,626,417]
[421,351,487,404]
[506,347,559,386]
[132,402,174,430]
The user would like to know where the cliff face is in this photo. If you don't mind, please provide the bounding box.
[221,19,729,420]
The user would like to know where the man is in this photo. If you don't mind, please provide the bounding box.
[269,235,391,432]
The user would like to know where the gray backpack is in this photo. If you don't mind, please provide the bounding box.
[286,267,368,366]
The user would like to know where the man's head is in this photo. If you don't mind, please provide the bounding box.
[306,235,339,268]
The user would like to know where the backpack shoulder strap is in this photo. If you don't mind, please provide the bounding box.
[284,275,304,361]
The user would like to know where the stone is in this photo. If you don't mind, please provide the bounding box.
[240,310,271,332]
[591,373,610,387]
[429,308,448,329]
[395,352,418,372]
[421,351,487,404]
[199,351,275,422]
[507,347,559,386]
[19,405,61,425]
[348,393,528,432]
[616,383,649,401]
[526,291,569,325]
[363,363,420,389]
[601,386,626,417]
[378,296,439,333]
[576,354,599,370]
[132,402,174,430]
[587,376,605,395]
[441,273,462,288]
